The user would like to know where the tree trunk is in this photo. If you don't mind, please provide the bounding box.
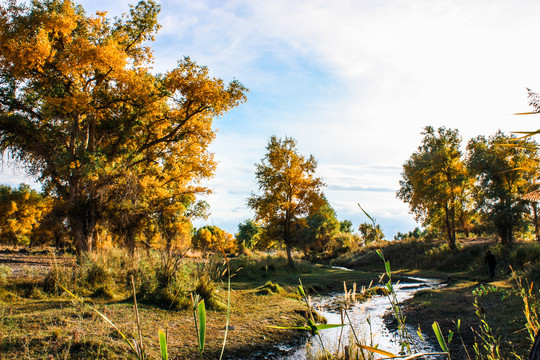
[125,226,136,255]
[285,239,295,268]
[500,224,513,248]
[72,218,93,255]
[445,204,456,251]
[534,203,540,242]
[70,199,99,256]
[284,216,295,268]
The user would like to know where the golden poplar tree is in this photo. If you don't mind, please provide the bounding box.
[0,1,247,254]
[248,136,325,267]
[0,184,52,246]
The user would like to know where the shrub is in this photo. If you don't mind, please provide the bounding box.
[90,286,115,300]
[43,262,74,295]
[191,260,226,310]
[512,243,540,268]
[0,265,12,286]
[256,281,284,295]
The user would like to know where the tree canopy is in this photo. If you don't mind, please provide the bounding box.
[358,222,384,244]
[0,184,51,246]
[192,225,236,253]
[236,219,261,250]
[300,198,340,253]
[467,131,538,247]
[397,126,469,250]
[247,136,325,266]
[0,0,247,254]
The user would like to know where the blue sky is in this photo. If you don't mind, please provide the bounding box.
[3,0,540,238]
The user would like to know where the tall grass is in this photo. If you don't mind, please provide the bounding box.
[40,248,227,311]
[48,244,236,360]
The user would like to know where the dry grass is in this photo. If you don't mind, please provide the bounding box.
[0,289,309,359]
[0,249,385,359]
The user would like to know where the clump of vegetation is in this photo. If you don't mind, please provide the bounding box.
[37,248,226,312]
[0,265,12,286]
[256,281,284,295]
[90,286,116,300]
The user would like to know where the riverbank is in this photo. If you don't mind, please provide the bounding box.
[0,289,309,359]
[396,274,532,359]
[326,237,540,358]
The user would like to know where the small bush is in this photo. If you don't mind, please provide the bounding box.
[512,243,540,268]
[43,263,74,295]
[29,286,45,299]
[256,281,284,295]
[0,265,12,285]
[191,260,226,310]
[85,261,111,287]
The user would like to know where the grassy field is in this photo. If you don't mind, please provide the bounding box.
[1,238,539,359]
[0,249,384,359]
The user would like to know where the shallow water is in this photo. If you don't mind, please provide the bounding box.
[279,276,447,359]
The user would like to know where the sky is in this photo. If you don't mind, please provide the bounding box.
[2,0,540,238]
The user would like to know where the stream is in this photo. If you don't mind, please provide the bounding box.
[277,276,447,359]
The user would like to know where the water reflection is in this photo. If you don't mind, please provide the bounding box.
[280,277,446,359]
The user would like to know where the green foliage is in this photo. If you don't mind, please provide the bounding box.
[432,321,449,353]
[394,227,429,240]
[472,297,502,359]
[300,198,341,253]
[195,299,206,356]
[256,281,284,295]
[512,242,540,269]
[358,222,385,243]
[158,330,168,360]
[235,219,261,250]
[397,126,470,250]
[467,131,538,246]
[339,220,353,233]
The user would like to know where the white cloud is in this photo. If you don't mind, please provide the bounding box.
[155,0,540,235]
[4,0,540,237]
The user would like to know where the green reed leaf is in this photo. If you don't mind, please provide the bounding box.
[313,323,347,331]
[432,321,448,352]
[198,300,206,355]
[158,330,168,360]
